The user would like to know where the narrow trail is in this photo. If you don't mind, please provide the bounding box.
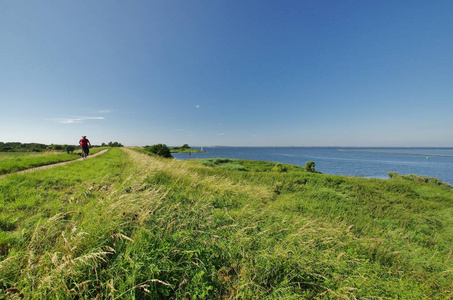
[0,149,109,179]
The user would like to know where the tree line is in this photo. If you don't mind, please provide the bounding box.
[0,142,53,152]
[0,141,123,152]
[101,142,123,147]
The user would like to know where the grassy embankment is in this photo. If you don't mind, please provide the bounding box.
[1,148,452,298]
[170,149,203,153]
[0,148,106,175]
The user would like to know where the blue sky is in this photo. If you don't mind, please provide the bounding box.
[1,0,452,146]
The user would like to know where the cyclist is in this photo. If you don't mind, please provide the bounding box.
[79,136,91,158]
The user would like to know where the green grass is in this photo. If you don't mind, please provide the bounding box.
[199,158,305,173]
[170,149,203,153]
[200,158,248,171]
[0,148,130,298]
[1,148,452,298]
[0,151,74,160]
[0,148,106,175]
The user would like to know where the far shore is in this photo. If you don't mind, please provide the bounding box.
[170,149,204,153]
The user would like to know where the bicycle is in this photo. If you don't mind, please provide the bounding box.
[81,148,89,159]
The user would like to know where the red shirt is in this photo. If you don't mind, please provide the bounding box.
[79,138,90,147]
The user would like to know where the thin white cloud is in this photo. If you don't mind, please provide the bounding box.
[99,109,115,114]
[195,105,200,109]
[56,118,83,124]
[82,117,105,120]
[52,116,105,124]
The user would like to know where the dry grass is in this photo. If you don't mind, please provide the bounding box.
[122,148,273,203]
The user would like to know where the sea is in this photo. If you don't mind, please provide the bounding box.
[172,147,453,185]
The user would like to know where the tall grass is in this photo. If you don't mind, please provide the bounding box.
[0,148,106,175]
[0,152,58,160]
[0,149,131,298]
[1,148,452,298]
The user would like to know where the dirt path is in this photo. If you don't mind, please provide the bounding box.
[0,149,109,179]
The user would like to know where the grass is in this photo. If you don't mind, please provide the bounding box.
[199,158,305,173]
[1,148,452,298]
[170,149,204,153]
[200,158,248,171]
[0,152,58,160]
[0,148,106,175]
[0,148,130,298]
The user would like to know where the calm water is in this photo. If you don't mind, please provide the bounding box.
[172,147,453,185]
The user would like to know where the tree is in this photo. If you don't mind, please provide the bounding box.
[145,144,173,158]
[106,142,123,147]
[305,161,316,173]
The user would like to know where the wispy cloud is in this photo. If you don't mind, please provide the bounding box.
[59,118,84,124]
[83,117,105,120]
[195,105,200,109]
[99,109,115,114]
[52,116,105,124]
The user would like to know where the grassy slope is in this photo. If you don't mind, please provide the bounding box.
[0,148,132,298]
[170,149,203,153]
[0,148,106,175]
[0,148,452,299]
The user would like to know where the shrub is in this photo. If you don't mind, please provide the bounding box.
[272,163,287,172]
[144,144,173,158]
[388,172,398,178]
[200,158,247,171]
[107,142,123,147]
[171,144,191,151]
[305,161,316,172]
[388,172,452,189]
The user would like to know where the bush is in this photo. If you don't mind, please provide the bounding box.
[200,158,247,171]
[272,163,287,172]
[171,144,191,151]
[388,172,398,178]
[51,145,64,151]
[107,142,123,147]
[305,161,316,172]
[388,172,452,189]
[144,144,173,158]
[0,142,47,152]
